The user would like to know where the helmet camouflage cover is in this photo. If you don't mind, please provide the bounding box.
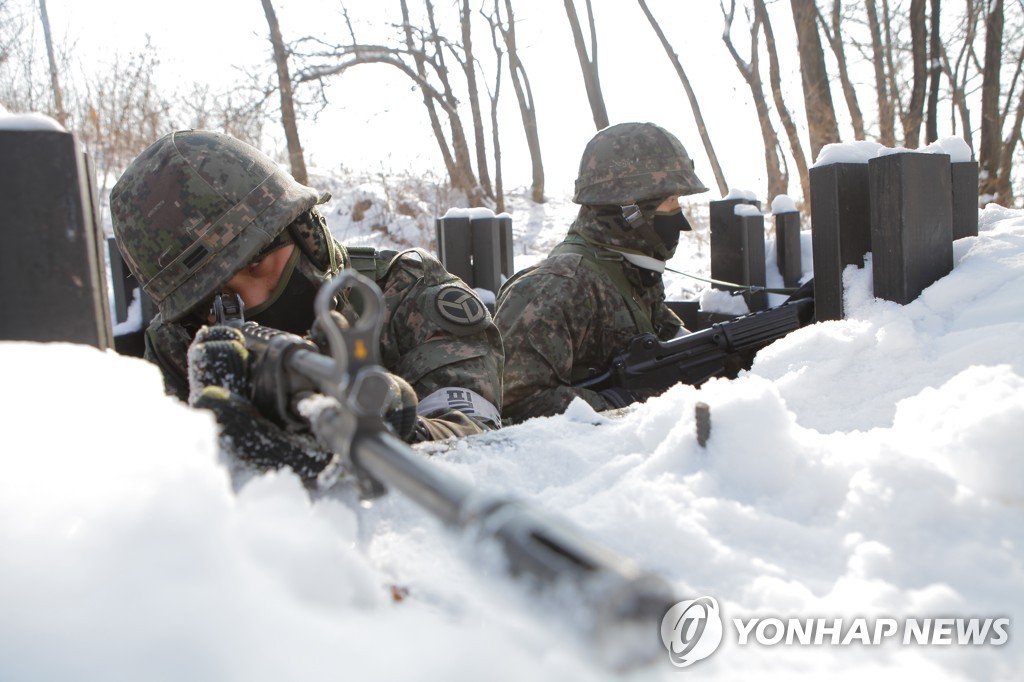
[573,122,707,205]
[110,130,326,322]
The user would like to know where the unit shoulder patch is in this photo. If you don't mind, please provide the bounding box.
[435,284,489,327]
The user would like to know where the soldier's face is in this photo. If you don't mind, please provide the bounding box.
[215,243,296,316]
[655,195,680,213]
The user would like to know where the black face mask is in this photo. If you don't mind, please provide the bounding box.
[245,253,319,335]
[652,209,691,255]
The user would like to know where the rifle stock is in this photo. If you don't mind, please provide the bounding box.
[213,271,674,669]
[576,297,814,393]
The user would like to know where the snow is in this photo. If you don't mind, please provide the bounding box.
[771,194,799,214]
[442,206,513,220]
[2,174,1023,678]
[814,138,975,167]
[723,187,759,202]
[734,203,763,217]
[0,109,65,131]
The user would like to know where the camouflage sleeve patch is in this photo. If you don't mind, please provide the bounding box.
[422,282,493,335]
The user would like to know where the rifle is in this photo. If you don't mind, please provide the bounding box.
[212,270,675,670]
[575,296,815,393]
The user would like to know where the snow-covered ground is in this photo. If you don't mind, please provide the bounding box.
[2,112,1021,680]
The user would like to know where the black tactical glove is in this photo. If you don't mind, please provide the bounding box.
[187,325,336,480]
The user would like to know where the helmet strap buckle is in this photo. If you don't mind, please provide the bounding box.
[621,204,646,231]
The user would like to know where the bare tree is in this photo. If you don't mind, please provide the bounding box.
[924,0,941,143]
[754,0,810,204]
[980,0,1004,197]
[261,0,308,185]
[36,0,65,126]
[481,5,507,212]
[865,0,897,145]
[292,1,483,203]
[790,0,840,159]
[564,0,609,130]
[816,0,865,139]
[495,0,544,203]
[458,0,494,199]
[935,0,980,147]
[902,0,928,147]
[996,74,1024,205]
[721,0,787,200]
[638,0,728,197]
[71,44,173,225]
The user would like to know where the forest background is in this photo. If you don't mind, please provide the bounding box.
[2,0,1023,239]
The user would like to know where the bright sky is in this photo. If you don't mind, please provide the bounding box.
[33,0,843,200]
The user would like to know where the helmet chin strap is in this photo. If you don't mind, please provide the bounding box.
[620,203,673,262]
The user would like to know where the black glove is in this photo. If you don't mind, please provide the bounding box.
[187,325,335,480]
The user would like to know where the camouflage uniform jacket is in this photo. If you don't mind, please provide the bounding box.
[144,243,504,441]
[495,222,682,423]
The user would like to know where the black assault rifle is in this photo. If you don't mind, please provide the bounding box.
[575,296,815,393]
[211,270,674,670]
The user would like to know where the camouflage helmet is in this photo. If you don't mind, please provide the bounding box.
[573,122,707,205]
[110,130,327,322]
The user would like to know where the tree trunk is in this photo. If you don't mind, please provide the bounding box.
[995,83,1024,206]
[564,0,609,130]
[400,0,459,189]
[500,0,544,203]
[790,0,840,160]
[460,0,494,199]
[755,0,810,205]
[37,0,66,127]
[926,0,941,143]
[397,0,481,204]
[482,6,507,213]
[979,0,1004,199]
[638,0,728,197]
[260,0,307,185]
[902,0,928,147]
[938,0,979,152]
[721,0,787,200]
[819,0,865,139]
[865,0,896,145]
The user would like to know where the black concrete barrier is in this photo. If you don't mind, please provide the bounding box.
[868,153,954,305]
[710,197,767,312]
[951,160,980,240]
[0,126,113,348]
[435,210,515,295]
[774,210,802,289]
[809,163,872,321]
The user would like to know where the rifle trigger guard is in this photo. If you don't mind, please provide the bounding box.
[313,269,386,399]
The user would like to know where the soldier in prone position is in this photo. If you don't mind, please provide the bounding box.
[494,122,708,423]
[110,130,503,475]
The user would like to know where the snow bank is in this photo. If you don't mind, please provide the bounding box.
[0,207,1021,681]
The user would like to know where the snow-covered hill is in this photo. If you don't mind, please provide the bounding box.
[2,190,1021,680]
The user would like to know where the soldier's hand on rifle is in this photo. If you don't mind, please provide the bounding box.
[186,325,335,481]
